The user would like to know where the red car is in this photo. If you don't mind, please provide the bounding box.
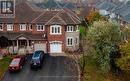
[8,55,25,72]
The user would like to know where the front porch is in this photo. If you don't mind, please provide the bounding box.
[8,39,33,55]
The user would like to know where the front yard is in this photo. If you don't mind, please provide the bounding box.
[79,56,123,81]
[0,56,12,79]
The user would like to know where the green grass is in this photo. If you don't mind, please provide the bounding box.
[0,56,12,79]
[79,56,120,81]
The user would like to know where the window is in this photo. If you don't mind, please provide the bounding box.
[67,26,74,32]
[7,24,13,31]
[0,24,3,31]
[76,25,79,31]
[29,24,33,31]
[50,25,61,35]
[19,24,26,31]
[76,37,78,45]
[1,1,14,14]
[37,24,45,31]
[67,37,73,46]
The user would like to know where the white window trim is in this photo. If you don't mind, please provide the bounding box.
[19,24,26,31]
[67,37,73,46]
[0,24,3,31]
[67,26,74,32]
[76,25,79,31]
[36,24,45,31]
[50,25,62,35]
[7,24,13,31]
[29,24,33,31]
[75,37,79,45]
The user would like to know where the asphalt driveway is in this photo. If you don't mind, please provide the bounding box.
[2,54,79,81]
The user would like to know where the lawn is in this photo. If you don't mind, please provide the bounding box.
[79,56,121,81]
[0,56,12,79]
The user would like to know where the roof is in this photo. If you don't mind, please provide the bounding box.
[35,0,77,10]
[32,10,81,25]
[122,13,130,23]
[0,0,81,25]
[0,32,47,40]
[112,1,130,23]
[95,1,116,11]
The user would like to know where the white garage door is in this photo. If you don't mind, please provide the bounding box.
[50,42,62,53]
[34,43,46,53]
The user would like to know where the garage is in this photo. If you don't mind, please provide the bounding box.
[50,42,62,53]
[34,43,46,53]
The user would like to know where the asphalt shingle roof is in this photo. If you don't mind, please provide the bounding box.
[96,1,116,11]
[0,32,47,40]
[0,0,81,25]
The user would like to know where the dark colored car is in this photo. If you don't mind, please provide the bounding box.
[30,50,44,69]
[8,55,25,72]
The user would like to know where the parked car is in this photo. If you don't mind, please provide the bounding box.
[30,50,44,69]
[8,55,25,72]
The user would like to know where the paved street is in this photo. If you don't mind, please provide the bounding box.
[2,54,79,81]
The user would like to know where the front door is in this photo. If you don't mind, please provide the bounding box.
[19,40,27,47]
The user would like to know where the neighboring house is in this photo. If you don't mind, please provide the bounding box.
[94,1,130,27]
[112,1,130,26]
[95,1,116,16]
[0,0,81,54]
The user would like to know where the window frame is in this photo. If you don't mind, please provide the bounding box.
[75,37,78,45]
[7,24,13,31]
[67,25,74,32]
[0,24,3,31]
[50,25,62,35]
[29,24,33,31]
[67,37,73,46]
[76,25,79,31]
[19,24,26,31]
[36,24,45,31]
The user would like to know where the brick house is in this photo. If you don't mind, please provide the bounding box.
[0,1,81,54]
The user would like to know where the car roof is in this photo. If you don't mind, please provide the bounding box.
[32,51,43,59]
[10,58,21,66]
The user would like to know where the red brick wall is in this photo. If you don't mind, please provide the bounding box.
[2,23,46,34]
[47,25,65,53]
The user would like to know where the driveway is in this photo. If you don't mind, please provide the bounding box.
[2,54,79,81]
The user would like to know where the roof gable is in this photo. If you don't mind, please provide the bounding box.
[0,1,81,25]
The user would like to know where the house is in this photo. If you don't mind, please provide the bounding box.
[0,0,81,54]
[95,1,116,16]
[94,1,130,28]
[112,1,130,26]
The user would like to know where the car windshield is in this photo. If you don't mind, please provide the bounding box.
[10,58,20,66]
[33,51,42,58]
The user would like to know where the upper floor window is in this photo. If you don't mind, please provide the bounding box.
[29,24,33,31]
[76,37,78,45]
[37,24,45,31]
[76,25,79,31]
[7,24,13,31]
[67,37,73,46]
[50,25,61,35]
[0,24,3,31]
[67,26,74,32]
[19,24,26,31]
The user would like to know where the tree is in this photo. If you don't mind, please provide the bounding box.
[116,42,130,73]
[86,10,105,24]
[87,21,122,72]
